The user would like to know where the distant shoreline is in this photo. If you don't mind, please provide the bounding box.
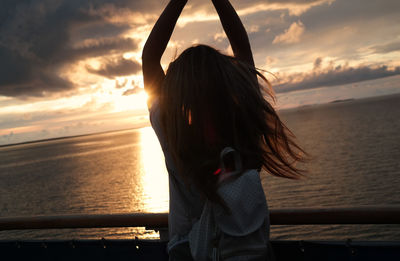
[0,127,145,149]
[279,92,400,113]
[329,98,356,103]
[2,92,400,148]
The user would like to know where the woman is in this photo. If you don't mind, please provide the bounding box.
[142,0,306,260]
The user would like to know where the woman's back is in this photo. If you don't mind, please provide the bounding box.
[158,44,305,207]
[149,100,206,252]
[142,0,306,260]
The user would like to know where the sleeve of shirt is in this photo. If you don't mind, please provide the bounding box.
[148,98,164,142]
[148,98,159,125]
[148,98,171,158]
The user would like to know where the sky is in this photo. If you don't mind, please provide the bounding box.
[1,0,400,145]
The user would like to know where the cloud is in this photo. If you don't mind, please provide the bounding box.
[115,79,128,89]
[273,60,400,93]
[1,0,399,100]
[0,0,140,98]
[64,38,138,62]
[123,87,143,96]
[0,47,74,97]
[313,57,322,70]
[266,56,278,66]
[370,41,400,54]
[123,80,143,96]
[273,21,305,44]
[214,32,226,42]
[185,0,333,18]
[248,0,400,72]
[0,0,342,99]
[249,25,260,33]
[87,57,141,79]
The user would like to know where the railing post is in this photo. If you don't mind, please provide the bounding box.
[159,228,169,241]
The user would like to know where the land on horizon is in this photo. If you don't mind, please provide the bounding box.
[2,92,399,148]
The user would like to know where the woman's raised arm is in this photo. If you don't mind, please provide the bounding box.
[142,0,187,105]
[211,0,255,67]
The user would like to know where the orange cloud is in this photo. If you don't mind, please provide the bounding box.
[0,125,42,136]
[273,21,305,44]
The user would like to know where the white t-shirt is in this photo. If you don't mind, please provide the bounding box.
[149,99,270,257]
[149,100,205,252]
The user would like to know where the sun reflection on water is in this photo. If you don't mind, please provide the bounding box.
[139,127,169,213]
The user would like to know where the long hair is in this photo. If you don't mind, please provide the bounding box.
[159,44,306,205]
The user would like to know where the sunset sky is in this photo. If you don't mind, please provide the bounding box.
[1,0,400,145]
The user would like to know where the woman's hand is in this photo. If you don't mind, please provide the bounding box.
[142,0,188,107]
[211,0,254,66]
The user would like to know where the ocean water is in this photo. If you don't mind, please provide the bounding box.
[0,94,399,240]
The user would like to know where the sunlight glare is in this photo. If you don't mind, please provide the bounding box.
[113,90,148,112]
[139,127,169,213]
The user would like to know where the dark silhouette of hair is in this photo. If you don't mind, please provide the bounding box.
[159,44,306,205]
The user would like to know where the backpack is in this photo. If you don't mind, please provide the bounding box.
[188,147,272,260]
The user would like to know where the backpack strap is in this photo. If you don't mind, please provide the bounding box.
[218,147,243,184]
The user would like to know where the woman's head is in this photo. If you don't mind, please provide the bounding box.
[159,44,306,202]
[161,45,266,147]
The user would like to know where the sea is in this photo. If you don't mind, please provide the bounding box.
[1,94,399,241]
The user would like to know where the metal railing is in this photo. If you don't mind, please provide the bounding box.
[1,206,399,232]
